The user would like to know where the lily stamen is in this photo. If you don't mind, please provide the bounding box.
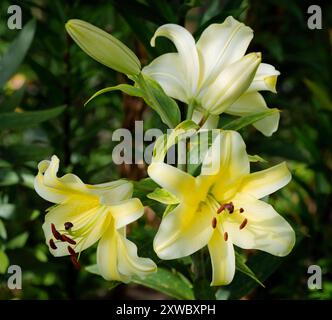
[212,217,217,229]
[217,202,234,214]
[51,223,61,240]
[49,239,57,249]
[239,218,248,230]
[224,232,228,242]
[64,222,73,230]
[240,208,244,213]
[61,234,77,245]
[67,246,76,256]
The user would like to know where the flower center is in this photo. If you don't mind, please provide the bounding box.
[48,206,108,269]
[206,194,248,241]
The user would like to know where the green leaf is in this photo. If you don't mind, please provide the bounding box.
[0,20,36,88]
[222,109,280,131]
[0,219,7,239]
[0,144,53,164]
[235,252,265,287]
[0,85,26,113]
[304,79,332,111]
[0,204,15,219]
[132,268,194,300]
[136,74,181,128]
[0,250,9,274]
[6,232,29,250]
[0,106,66,130]
[85,84,144,106]
[147,188,179,205]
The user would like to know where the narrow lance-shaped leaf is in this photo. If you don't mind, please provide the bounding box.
[0,106,66,130]
[222,108,280,131]
[0,20,36,88]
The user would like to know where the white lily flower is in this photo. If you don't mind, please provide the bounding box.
[34,155,156,282]
[143,16,280,136]
[148,131,295,285]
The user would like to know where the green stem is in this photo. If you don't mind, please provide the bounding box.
[186,99,195,120]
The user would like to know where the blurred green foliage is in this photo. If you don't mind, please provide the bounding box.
[0,0,331,299]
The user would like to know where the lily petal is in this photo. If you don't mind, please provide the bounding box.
[197,16,253,89]
[202,131,249,199]
[224,193,295,256]
[153,203,214,259]
[248,63,280,93]
[142,53,187,102]
[148,162,196,203]
[109,198,144,229]
[34,155,86,204]
[202,52,261,115]
[89,180,133,203]
[239,162,291,199]
[117,232,157,280]
[97,220,123,281]
[226,92,280,136]
[208,229,235,286]
[150,24,200,96]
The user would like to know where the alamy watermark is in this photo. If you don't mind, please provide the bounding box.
[307,265,322,290]
[307,5,322,30]
[5,5,22,30]
[1,265,22,290]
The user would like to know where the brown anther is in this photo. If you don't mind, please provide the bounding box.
[224,232,228,242]
[51,223,61,240]
[67,246,76,256]
[64,222,73,230]
[49,239,57,250]
[217,202,234,214]
[70,255,81,270]
[239,218,248,230]
[240,208,244,213]
[61,234,76,245]
[211,217,217,229]
[225,202,234,213]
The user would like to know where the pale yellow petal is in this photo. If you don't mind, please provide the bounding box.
[223,193,295,256]
[34,155,86,204]
[117,233,157,279]
[150,24,200,95]
[238,162,291,199]
[208,229,235,286]
[109,198,144,229]
[247,63,280,93]
[226,92,280,136]
[97,220,123,281]
[202,52,261,115]
[142,53,188,102]
[148,162,196,203]
[197,16,253,89]
[89,180,133,203]
[154,203,214,260]
[202,131,249,201]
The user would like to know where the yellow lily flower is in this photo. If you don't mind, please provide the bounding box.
[66,19,141,76]
[34,155,156,282]
[148,131,295,286]
[143,16,280,136]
